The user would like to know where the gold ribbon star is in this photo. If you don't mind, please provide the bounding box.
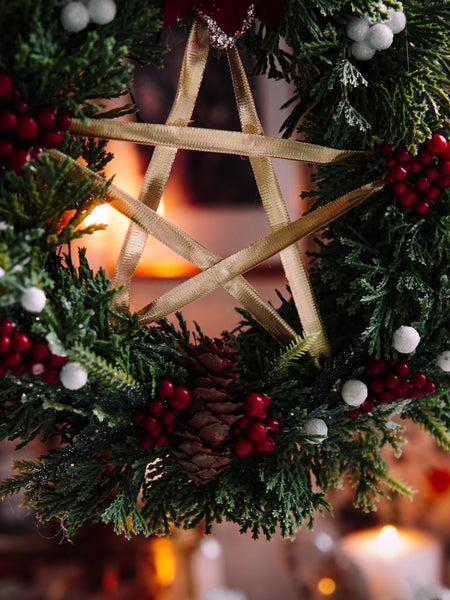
[60,20,383,359]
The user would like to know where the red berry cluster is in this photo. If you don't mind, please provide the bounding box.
[0,318,67,382]
[132,380,192,448]
[345,357,436,419]
[0,72,72,174]
[231,392,280,458]
[382,134,450,214]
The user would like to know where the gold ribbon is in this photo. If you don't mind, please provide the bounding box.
[110,19,211,314]
[227,45,330,358]
[70,119,363,165]
[136,180,384,324]
[49,149,299,345]
[66,19,383,359]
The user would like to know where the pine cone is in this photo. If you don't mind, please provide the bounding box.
[173,338,242,485]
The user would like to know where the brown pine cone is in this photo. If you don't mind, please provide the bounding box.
[173,338,242,485]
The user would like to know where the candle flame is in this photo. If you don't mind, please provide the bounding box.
[377,525,400,558]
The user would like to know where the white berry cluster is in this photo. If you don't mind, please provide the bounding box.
[60,0,117,33]
[346,5,406,61]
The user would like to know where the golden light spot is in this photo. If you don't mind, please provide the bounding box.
[318,577,336,595]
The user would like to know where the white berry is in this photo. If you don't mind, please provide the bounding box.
[346,16,371,42]
[351,40,376,61]
[304,418,328,443]
[60,362,88,390]
[366,23,394,50]
[342,379,368,407]
[61,2,90,32]
[0,267,4,278]
[386,9,406,34]
[436,350,450,372]
[20,287,46,313]
[87,0,117,24]
[392,326,421,354]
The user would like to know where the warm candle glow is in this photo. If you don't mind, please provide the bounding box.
[318,577,336,595]
[377,525,400,558]
[84,203,109,227]
[152,537,177,587]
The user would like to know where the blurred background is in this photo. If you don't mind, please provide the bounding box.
[0,29,448,600]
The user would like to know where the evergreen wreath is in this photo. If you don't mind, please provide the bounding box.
[0,0,448,540]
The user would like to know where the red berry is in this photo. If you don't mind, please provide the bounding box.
[154,432,169,446]
[380,141,393,156]
[345,408,360,419]
[41,368,59,384]
[161,409,176,424]
[30,342,48,360]
[370,378,384,393]
[379,390,394,404]
[261,393,271,407]
[439,161,450,177]
[418,151,432,164]
[16,115,39,140]
[45,353,67,368]
[265,416,280,432]
[426,166,440,181]
[399,377,411,392]
[425,186,440,201]
[395,363,410,377]
[408,159,422,173]
[37,107,57,129]
[254,411,267,421]
[395,149,410,163]
[390,165,408,181]
[132,409,146,425]
[411,372,427,388]
[41,129,64,148]
[17,101,29,114]
[254,435,276,454]
[6,149,30,173]
[398,190,417,208]
[422,381,436,395]
[439,176,450,188]
[3,351,21,367]
[235,416,249,430]
[233,436,253,458]
[148,399,164,415]
[246,421,267,442]
[385,156,396,168]
[144,417,160,434]
[366,357,386,375]
[415,176,430,192]
[392,182,406,195]
[414,200,429,214]
[0,335,10,353]
[385,173,395,184]
[425,134,448,155]
[28,361,45,376]
[57,113,72,130]
[141,434,154,448]
[361,398,375,412]
[11,332,30,353]
[11,363,26,376]
[244,392,265,417]
[0,139,12,157]
[157,379,175,398]
[384,373,399,389]
[169,386,191,410]
[440,147,450,160]
[0,109,17,131]
[0,73,14,100]
[164,422,175,434]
